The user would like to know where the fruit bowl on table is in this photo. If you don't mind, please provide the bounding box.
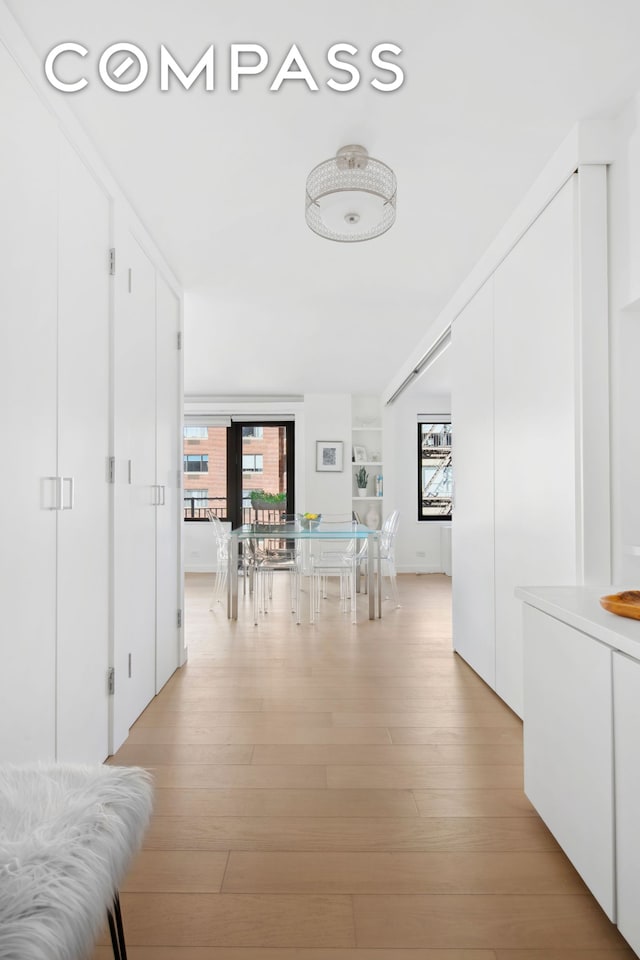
[299,513,322,530]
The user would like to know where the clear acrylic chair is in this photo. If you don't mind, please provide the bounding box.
[244,519,302,625]
[378,509,400,606]
[309,516,364,624]
[207,512,230,609]
[245,539,302,626]
[355,509,400,607]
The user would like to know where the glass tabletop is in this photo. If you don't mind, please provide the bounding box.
[230,521,378,540]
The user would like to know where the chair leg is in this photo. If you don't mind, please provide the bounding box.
[350,564,357,624]
[107,905,120,960]
[383,559,400,607]
[107,892,128,960]
[251,566,260,624]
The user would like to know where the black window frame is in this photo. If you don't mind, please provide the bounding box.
[417,421,453,522]
[227,421,295,529]
[183,420,295,525]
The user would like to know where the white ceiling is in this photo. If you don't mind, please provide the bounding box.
[8,0,640,397]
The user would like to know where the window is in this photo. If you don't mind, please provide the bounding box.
[183,426,227,519]
[242,454,264,472]
[184,454,209,473]
[418,422,452,520]
[183,426,208,440]
[183,420,294,524]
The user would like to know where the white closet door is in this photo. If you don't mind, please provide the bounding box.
[493,176,578,716]
[155,275,181,691]
[56,137,110,762]
[451,279,495,687]
[0,45,58,760]
[113,229,157,747]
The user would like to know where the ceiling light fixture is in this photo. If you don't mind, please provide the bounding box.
[305,144,397,242]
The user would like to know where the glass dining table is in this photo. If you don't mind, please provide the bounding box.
[227,520,382,621]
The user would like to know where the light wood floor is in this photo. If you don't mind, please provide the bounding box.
[93,573,635,960]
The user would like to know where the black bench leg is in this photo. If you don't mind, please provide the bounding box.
[106,892,128,960]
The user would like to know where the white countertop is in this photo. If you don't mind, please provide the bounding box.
[515,585,640,660]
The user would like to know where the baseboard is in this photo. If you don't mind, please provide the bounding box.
[184,563,217,574]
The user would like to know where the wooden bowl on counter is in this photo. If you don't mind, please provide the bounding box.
[600,590,640,620]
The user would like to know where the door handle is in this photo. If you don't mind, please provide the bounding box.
[42,476,62,510]
[62,477,75,510]
[152,484,166,506]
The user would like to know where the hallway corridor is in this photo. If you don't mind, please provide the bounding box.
[94,574,633,958]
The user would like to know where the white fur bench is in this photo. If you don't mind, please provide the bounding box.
[0,763,153,960]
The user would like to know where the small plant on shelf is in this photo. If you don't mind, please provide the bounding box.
[355,467,369,496]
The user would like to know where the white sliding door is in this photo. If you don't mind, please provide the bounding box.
[493,176,578,715]
[56,137,111,762]
[451,279,495,687]
[0,44,58,761]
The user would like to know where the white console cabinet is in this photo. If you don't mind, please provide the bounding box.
[522,604,614,917]
[519,586,640,953]
[612,650,640,955]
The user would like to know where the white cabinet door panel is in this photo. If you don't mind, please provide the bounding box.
[56,137,110,762]
[155,274,181,691]
[493,177,578,716]
[523,605,614,918]
[113,229,157,745]
[613,651,640,956]
[0,44,58,761]
[451,279,495,687]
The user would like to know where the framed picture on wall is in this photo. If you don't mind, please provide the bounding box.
[316,441,344,472]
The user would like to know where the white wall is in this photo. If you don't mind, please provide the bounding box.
[383,391,451,573]
[184,520,223,573]
[607,94,640,585]
[302,393,352,516]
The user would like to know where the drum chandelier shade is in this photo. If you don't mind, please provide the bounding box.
[305,145,397,242]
